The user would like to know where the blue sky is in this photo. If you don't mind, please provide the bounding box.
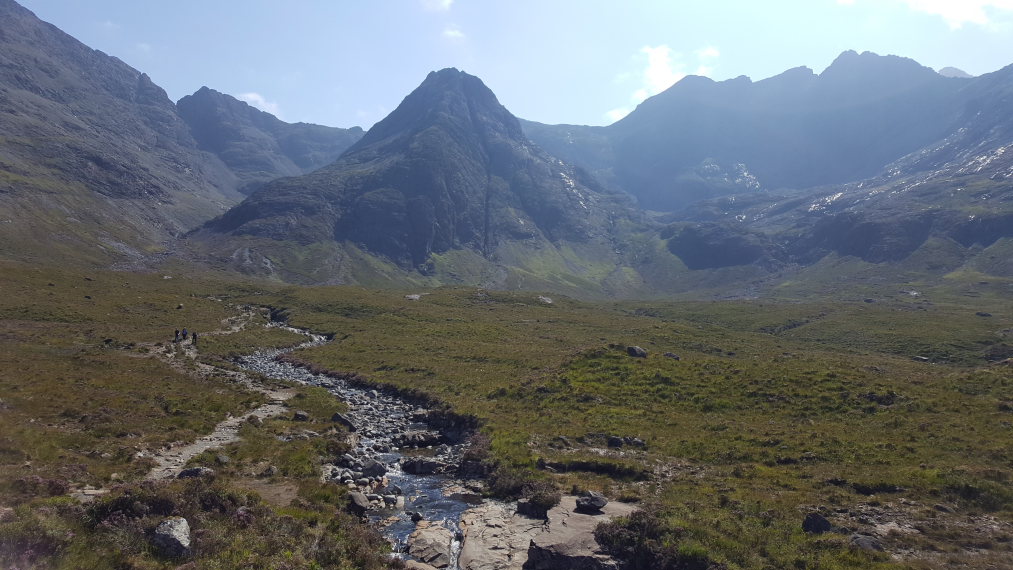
[18,0,1013,129]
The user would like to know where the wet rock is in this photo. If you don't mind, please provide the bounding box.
[976,312,992,317]
[177,467,214,479]
[347,491,371,517]
[393,430,442,448]
[360,459,387,478]
[802,512,832,534]
[626,346,648,358]
[662,352,681,360]
[405,561,440,570]
[410,510,424,522]
[402,457,445,474]
[292,410,310,422]
[849,533,884,551]
[152,516,190,557]
[606,436,623,448]
[409,521,454,568]
[331,412,357,432]
[575,491,608,513]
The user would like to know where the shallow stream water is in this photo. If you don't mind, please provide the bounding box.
[235,326,476,567]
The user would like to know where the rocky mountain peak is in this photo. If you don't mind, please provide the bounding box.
[198,68,634,283]
[349,67,524,154]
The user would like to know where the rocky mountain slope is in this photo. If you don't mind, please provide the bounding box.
[0,0,362,267]
[177,87,363,195]
[0,0,244,264]
[526,51,971,212]
[191,69,672,296]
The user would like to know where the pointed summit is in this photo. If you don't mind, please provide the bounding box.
[351,68,523,152]
[197,69,635,288]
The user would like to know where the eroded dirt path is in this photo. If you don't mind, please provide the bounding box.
[71,306,298,500]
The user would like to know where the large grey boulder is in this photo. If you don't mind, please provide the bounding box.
[347,491,371,517]
[402,456,446,474]
[408,521,454,568]
[177,466,214,479]
[360,458,387,478]
[626,346,648,358]
[575,491,608,513]
[331,412,357,431]
[152,516,191,557]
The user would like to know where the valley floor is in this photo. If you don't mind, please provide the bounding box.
[1,260,1012,569]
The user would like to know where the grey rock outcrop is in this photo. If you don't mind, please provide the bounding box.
[626,346,648,358]
[459,495,634,570]
[331,412,357,431]
[152,516,191,557]
[408,521,455,568]
[177,466,214,479]
[802,512,832,534]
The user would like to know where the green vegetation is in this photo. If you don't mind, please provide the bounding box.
[0,262,394,569]
[251,279,1013,568]
[2,259,1011,568]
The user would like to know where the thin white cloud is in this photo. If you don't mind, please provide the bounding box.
[604,44,719,122]
[100,20,120,31]
[442,24,465,40]
[640,45,684,98]
[903,0,1013,28]
[237,92,281,117]
[422,0,454,11]
[135,42,151,53]
[696,46,721,59]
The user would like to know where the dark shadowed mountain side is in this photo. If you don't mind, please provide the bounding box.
[190,69,686,297]
[177,87,364,194]
[0,0,247,265]
[525,51,972,212]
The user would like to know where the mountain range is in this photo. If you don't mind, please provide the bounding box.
[1,0,1012,297]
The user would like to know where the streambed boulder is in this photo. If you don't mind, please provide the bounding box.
[347,491,371,516]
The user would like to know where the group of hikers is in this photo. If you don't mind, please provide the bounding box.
[173,327,198,347]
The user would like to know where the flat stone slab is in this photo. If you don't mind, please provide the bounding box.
[459,495,635,570]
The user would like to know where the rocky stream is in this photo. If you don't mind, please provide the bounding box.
[236,325,632,570]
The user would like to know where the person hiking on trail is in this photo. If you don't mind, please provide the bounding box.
[182,328,188,340]
[174,329,180,342]
[191,332,198,347]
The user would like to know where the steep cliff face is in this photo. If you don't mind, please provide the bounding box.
[177,87,363,194]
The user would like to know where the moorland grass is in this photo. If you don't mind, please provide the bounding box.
[246,280,1012,568]
[2,259,1011,568]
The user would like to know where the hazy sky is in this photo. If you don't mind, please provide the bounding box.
[17,0,1013,129]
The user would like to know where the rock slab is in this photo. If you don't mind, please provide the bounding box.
[409,521,455,568]
[459,495,635,570]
